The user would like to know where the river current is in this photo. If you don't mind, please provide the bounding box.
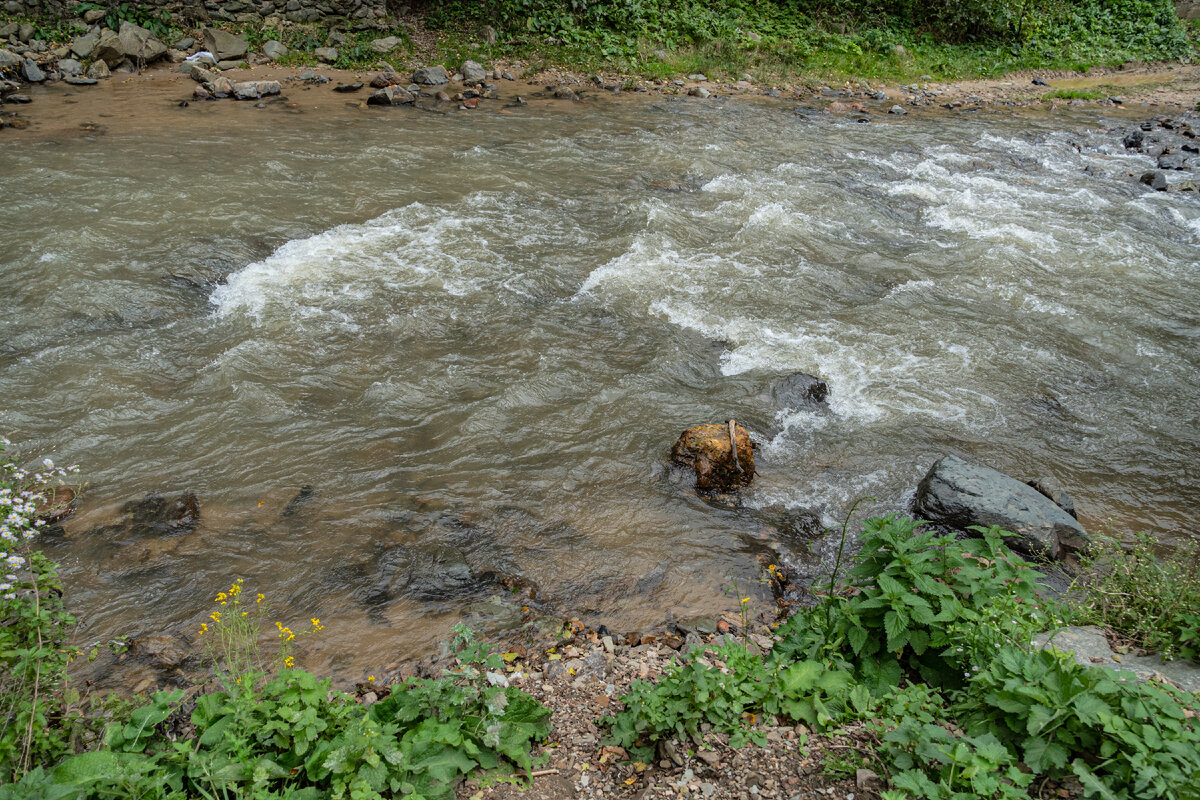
[3,97,1199,674]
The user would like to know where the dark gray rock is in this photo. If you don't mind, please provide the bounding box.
[17,23,33,42]
[202,27,248,62]
[367,85,413,105]
[333,82,362,93]
[553,85,577,100]
[0,49,19,72]
[412,64,449,85]
[64,76,97,85]
[1026,476,1077,519]
[460,59,486,84]
[1123,129,1144,149]
[3,93,31,103]
[769,372,829,408]
[20,58,44,82]
[1140,170,1168,191]
[912,455,1089,561]
[1158,152,1186,170]
[173,36,195,50]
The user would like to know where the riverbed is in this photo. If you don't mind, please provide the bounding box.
[3,83,1199,676]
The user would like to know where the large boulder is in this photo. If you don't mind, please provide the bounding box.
[70,33,98,59]
[913,455,1089,561]
[117,21,167,64]
[412,64,449,85]
[671,421,755,494]
[201,27,248,62]
[262,40,287,61]
[92,30,126,67]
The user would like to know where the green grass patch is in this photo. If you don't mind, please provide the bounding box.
[1044,88,1105,100]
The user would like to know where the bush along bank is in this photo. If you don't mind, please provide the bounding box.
[1,0,1199,100]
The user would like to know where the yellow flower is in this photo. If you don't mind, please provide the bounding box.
[241,611,248,617]
[368,676,375,682]
[210,611,221,621]
[198,623,208,635]
[741,597,750,604]
[216,592,227,602]
[256,593,264,604]
[284,656,295,668]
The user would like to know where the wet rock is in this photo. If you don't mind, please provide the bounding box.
[65,76,97,85]
[460,59,487,84]
[3,93,31,103]
[314,47,338,64]
[1026,476,1077,519]
[768,372,829,409]
[367,86,414,105]
[1123,129,1144,149]
[688,86,710,98]
[333,82,363,93]
[131,632,193,669]
[553,85,577,100]
[58,58,83,76]
[263,40,287,60]
[412,64,449,85]
[889,104,907,115]
[435,90,450,102]
[70,33,98,59]
[201,27,248,62]
[20,58,44,83]
[232,80,280,100]
[753,503,824,540]
[1034,626,1200,693]
[1140,170,1168,191]
[1158,152,1186,170]
[193,85,211,100]
[913,455,1089,561]
[462,594,524,633]
[671,422,755,493]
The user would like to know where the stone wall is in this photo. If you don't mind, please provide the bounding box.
[2,0,390,25]
[1178,0,1200,20]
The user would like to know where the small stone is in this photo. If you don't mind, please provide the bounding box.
[333,82,363,93]
[64,76,98,85]
[58,58,83,76]
[688,86,710,98]
[1140,170,1168,191]
[889,104,907,115]
[367,85,414,105]
[314,47,338,64]
[263,40,287,60]
[85,60,109,79]
[460,59,486,84]
[553,85,576,100]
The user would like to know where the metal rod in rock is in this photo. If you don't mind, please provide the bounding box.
[727,418,743,473]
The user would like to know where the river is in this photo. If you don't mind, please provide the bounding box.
[3,95,1198,676]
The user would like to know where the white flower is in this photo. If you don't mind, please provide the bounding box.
[0,583,10,591]
[42,459,53,469]
[2,593,14,600]
[5,555,24,568]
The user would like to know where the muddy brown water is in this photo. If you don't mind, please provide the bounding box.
[3,78,1200,679]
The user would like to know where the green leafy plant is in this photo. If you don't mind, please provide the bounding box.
[957,645,1200,800]
[40,625,549,800]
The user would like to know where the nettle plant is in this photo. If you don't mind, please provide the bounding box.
[0,440,83,783]
[770,515,1056,688]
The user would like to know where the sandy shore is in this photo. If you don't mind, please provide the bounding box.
[3,59,1199,141]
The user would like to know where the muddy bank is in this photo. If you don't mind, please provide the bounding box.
[3,57,1200,140]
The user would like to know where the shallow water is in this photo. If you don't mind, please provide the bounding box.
[3,97,1199,675]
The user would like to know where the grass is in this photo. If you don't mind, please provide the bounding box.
[1044,87,1105,100]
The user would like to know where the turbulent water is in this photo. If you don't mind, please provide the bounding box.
[3,97,1199,676]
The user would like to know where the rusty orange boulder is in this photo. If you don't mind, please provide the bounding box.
[671,421,755,494]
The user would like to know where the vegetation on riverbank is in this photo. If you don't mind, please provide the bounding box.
[3,0,1199,84]
[421,0,1200,83]
[3,437,1199,799]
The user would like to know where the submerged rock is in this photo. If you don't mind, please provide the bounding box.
[768,372,829,409]
[912,455,1088,561]
[671,421,755,493]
